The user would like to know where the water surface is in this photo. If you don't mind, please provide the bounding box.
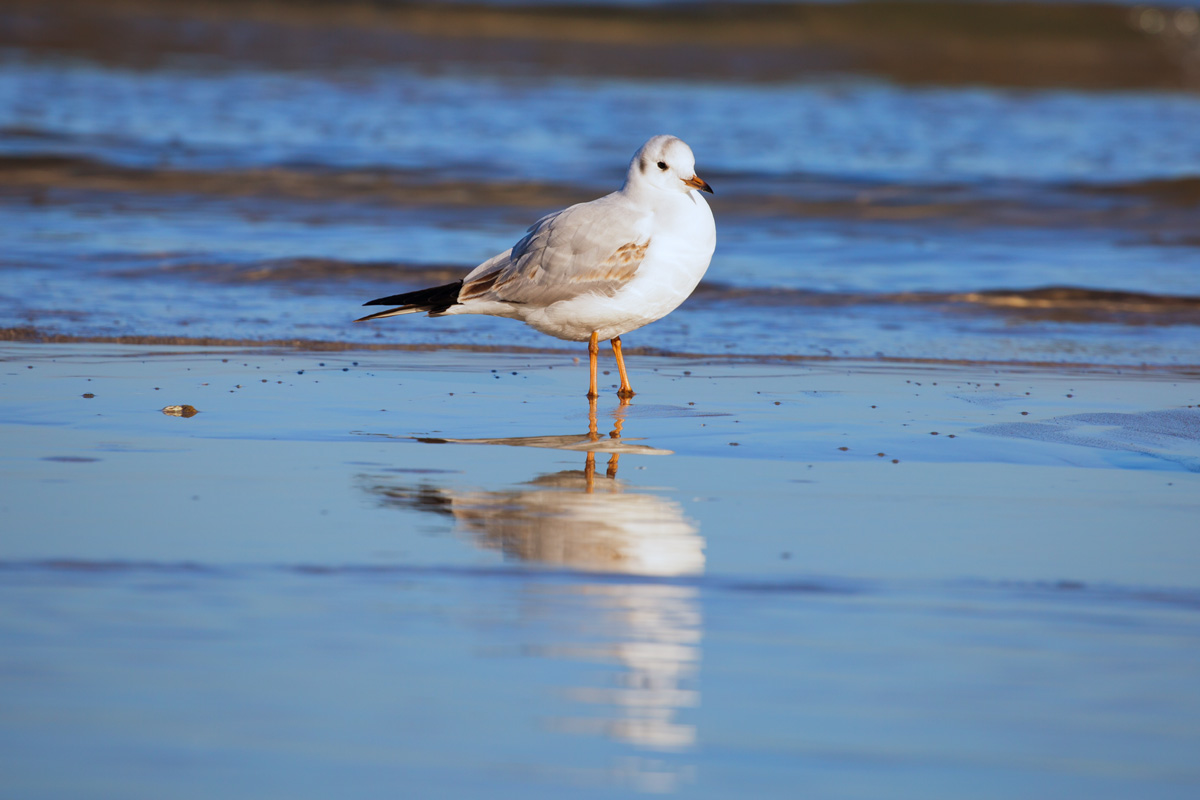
[2,0,1199,364]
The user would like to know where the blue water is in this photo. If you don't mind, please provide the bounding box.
[5,61,1200,183]
[2,5,1199,362]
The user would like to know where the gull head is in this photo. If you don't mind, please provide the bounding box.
[626,135,713,196]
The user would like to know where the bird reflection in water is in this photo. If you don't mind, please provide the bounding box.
[359,399,703,789]
[386,398,703,575]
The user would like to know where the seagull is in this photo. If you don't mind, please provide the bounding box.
[356,135,716,399]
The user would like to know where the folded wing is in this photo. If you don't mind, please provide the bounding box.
[460,197,650,308]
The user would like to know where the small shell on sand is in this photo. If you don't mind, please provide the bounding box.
[162,405,199,418]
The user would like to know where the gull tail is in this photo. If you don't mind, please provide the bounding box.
[355,280,464,322]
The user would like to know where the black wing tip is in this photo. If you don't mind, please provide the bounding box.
[363,294,409,307]
[358,280,464,317]
[361,280,464,307]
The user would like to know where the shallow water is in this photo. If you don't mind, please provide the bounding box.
[2,0,1200,363]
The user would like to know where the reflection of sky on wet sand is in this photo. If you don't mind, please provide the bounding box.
[3,347,1200,796]
[358,407,703,787]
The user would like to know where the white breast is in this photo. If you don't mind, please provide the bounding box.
[523,190,715,342]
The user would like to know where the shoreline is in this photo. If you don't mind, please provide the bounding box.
[4,329,1197,375]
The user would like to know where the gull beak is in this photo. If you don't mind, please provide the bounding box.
[683,174,714,194]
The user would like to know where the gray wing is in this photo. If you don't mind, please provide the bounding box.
[459,195,651,306]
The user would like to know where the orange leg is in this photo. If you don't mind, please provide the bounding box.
[586,394,600,442]
[584,451,596,493]
[608,412,625,441]
[606,454,620,480]
[606,409,624,479]
[587,331,600,399]
[611,336,635,399]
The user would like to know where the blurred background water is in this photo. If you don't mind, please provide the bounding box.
[2,0,1199,363]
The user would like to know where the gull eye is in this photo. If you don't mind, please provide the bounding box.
[657,161,667,170]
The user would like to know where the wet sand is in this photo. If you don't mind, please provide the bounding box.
[4,342,1197,574]
[4,343,1200,797]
